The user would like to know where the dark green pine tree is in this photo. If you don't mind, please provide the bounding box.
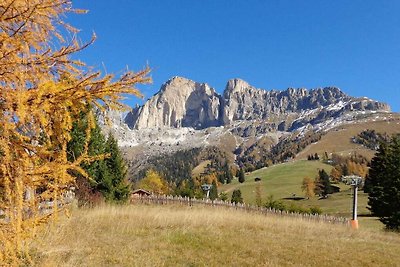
[217,173,225,184]
[209,180,218,200]
[238,168,245,183]
[224,163,233,184]
[103,133,131,202]
[363,174,372,194]
[85,124,108,181]
[368,142,390,220]
[314,169,333,197]
[67,112,108,205]
[368,138,400,230]
[231,189,243,204]
[67,109,131,203]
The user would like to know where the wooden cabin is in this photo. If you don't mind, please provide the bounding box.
[131,189,151,198]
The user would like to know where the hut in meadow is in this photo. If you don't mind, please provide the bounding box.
[131,189,151,198]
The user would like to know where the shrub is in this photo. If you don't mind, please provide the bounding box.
[309,206,323,215]
[264,195,286,211]
[231,189,243,204]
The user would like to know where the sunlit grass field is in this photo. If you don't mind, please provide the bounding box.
[219,160,383,229]
[221,160,333,201]
[31,204,400,266]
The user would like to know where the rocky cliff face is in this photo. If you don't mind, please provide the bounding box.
[125,77,224,129]
[223,79,351,123]
[125,76,390,131]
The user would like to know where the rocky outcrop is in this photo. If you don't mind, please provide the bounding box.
[222,80,355,123]
[125,77,224,129]
[125,76,391,130]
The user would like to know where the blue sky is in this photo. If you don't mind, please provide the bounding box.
[67,1,400,112]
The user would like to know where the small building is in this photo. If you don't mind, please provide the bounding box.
[131,189,151,198]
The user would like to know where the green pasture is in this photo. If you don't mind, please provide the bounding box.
[219,160,384,230]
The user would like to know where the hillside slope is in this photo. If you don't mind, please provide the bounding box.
[220,160,333,201]
[297,114,400,160]
[219,160,382,229]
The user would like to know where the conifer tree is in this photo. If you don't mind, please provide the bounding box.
[224,163,233,184]
[363,174,372,193]
[104,133,130,202]
[176,180,194,198]
[209,180,218,200]
[314,169,333,197]
[67,111,130,203]
[238,168,245,183]
[231,189,243,204]
[368,137,400,230]
[217,173,226,184]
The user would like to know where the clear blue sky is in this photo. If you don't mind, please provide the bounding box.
[67,0,400,112]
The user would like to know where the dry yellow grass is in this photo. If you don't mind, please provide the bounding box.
[31,204,400,267]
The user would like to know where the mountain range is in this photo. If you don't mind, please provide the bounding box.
[124,76,389,131]
[101,76,395,177]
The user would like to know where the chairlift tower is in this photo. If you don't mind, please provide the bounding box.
[342,175,363,229]
[201,184,212,199]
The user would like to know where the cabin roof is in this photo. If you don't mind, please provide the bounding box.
[132,189,151,195]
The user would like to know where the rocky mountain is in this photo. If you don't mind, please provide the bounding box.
[100,76,393,177]
[125,77,224,129]
[124,76,390,131]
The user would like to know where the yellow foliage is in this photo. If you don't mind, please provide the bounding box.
[330,167,342,182]
[137,170,169,195]
[301,176,315,198]
[193,172,219,186]
[346,160,368,178]
[0,0,150,265]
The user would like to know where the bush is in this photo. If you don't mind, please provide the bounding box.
[264,195,323,215]
[264,195,286,211]
[287,203,310,214]
[219,192,228,201]
[309,206,323,215]
[231,189,243,204]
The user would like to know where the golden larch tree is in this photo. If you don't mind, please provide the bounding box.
[0,0,150,264]
[330,167,342,182]
[301,176,315,199]
[137,169,169,195]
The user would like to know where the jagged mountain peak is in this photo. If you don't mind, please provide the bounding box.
[160,76,216,95]
[225,78,251,92]
[123,77,390,130]
[163,76,194,88]
[125,76,223,129]
[224,80,347,99]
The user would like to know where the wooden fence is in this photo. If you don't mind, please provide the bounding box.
[132,195,350,226]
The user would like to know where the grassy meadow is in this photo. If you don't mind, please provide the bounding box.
[31,204,400,267]
[221,160,333,201]
[219,160,383,229]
